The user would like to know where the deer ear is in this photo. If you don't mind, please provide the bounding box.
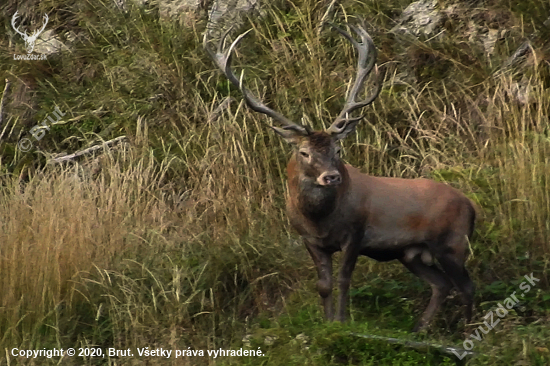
[270,125,308,145]
[327,119,360,141]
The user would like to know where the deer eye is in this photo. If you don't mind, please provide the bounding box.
[335,147,341,155]
[299,151,310,158]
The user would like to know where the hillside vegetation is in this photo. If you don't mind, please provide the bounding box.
[0,0,549,365]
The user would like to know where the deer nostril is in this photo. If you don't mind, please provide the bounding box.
[323,174,341,185]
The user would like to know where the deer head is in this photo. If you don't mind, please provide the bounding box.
[204,21,383,188]
[12,11,49,54]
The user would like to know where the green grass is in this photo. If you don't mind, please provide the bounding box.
[1,0,549,365]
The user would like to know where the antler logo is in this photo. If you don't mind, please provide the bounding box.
[11,11,49,54]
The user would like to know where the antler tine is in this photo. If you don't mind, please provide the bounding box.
[327,21,383,133]
[35,14,48,35]
[11,11,28,37]
[204,29,308,133]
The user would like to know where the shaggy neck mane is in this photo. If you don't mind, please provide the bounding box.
[288,157,348,221]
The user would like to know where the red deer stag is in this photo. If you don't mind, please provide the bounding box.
[204,22,476,332]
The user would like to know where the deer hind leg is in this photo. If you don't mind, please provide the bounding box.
[305,243,334,321]
[400,251,453,332]
[435,235,475,325]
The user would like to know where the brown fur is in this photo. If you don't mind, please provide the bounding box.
[307,132,333,152]
[406,214,430,231]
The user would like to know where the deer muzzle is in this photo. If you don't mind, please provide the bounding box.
[318,171,342,186]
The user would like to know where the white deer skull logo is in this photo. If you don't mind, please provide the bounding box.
[11,11,49,54]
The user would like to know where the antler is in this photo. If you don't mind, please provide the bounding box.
[203,28,309,135]
[326,21,382,135]
[11,11,28,39]
[32,14,49,38]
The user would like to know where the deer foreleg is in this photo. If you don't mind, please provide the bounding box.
[306,242,334,320]
[336,246,360,322]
